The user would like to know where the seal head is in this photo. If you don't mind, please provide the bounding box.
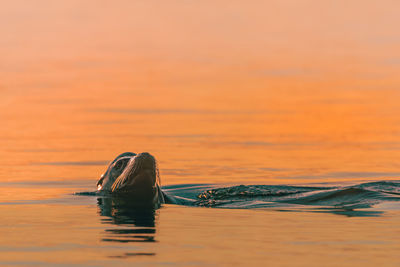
[111,152,164,207]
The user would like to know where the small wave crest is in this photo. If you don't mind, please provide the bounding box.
[192,181,400,209]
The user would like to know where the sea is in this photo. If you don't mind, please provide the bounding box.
[1,1,400,266]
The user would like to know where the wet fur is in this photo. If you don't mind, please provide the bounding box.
[97,152,165,207]
[97,152,136,192]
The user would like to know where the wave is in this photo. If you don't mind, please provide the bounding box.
[163,181,400,210]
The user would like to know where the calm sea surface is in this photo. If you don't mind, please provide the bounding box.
[1,1,400,266]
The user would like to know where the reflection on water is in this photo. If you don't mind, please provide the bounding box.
[108,252,156,259]
[33,161,109,166]
[1,0,400,265]
[276,207,384,217]
[97,197,157,257]
[315,208,384,217]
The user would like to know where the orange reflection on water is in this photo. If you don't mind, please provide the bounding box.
[0,0,399,188]
[1,2,400,267]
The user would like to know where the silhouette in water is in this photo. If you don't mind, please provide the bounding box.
[97,197,158,258]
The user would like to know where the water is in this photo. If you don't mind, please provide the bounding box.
[1,1,400,266]
[1,183,400,266]
[169,181,400,210]
[2,182,400,266]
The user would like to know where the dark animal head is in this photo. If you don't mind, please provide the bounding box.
[97,152,136,192]
[111,152,163,206]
